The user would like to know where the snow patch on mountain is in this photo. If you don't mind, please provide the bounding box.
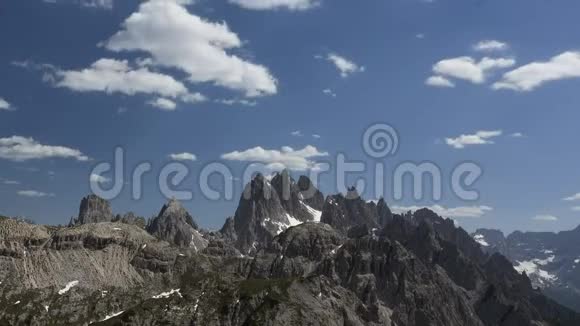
[152,289,182,299]
[262,213,303,235]
[302,202,322,222]
[473,234,489,247]
[58,280,79,295]
[102,311,124,321]
[514,256,558,286]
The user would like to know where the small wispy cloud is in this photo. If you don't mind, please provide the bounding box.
[532,214,558,221]
[221,145,328,171]
[17,190,55,198]
[392,205,493,218]
[43,0,114,10]
[229,0,319,11]
[169,152,197,161]
[322,88,337,97]
[148,98,177,111]
[563,193,580,201]
[90,173,111,184]
[445,130,503,149]
[290,130,303,137]
[473,40,508,52]
[319,53,365,78]
[0,97,15,111]
[215,99,257,107]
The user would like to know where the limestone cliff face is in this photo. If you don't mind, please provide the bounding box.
[320,187,382,233]
[1,195,580,326]
[146,199,208,251]
[69,194,113,226]
[473,225,580,312]
[228,172,323,255]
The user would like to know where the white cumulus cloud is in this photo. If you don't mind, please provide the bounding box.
[221,145,328,171]
[54,58,188,98]
[493,51,580,91]
[104,0,277,97]
[229,0,318,11]
[169,152,197,161]
[392,205,493,218]
[425,76,455,88]
[445,130,503,149]
[0,136,89,162]
[433,56,515,84]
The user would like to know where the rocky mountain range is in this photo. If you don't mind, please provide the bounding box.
[1,170,579,325]
[472,226,580,313]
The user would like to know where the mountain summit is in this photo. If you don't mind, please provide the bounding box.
[147,198,207,251]
[1,189,579,325]
[69,194,113,226]
[227,172,323,254]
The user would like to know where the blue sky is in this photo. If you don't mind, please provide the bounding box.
[1,0,580,233]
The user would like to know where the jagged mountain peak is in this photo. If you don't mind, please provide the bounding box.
[3,197,580,325]
[147,199,206,250]
[69,194,113,226]
[346,186,360,199]
[157,198,198,230]
[319,190,394,233]
[228,171,324,254]
[473,223,580,312]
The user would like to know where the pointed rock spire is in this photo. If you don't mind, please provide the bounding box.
[147,199,207,250]
[69,194,113,226]
[226,171,325,254]
[320,189,386,233]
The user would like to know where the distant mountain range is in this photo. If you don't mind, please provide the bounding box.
[472,226,580,313]
[1,170,579,325]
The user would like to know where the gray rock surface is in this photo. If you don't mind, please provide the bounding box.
[69,195,113,226]
[472,225,580,312]
[113,212,146,229]
[228,173,322,255]
[1,194,580,326]
[146,199,208,251]
[320,187,381,233]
